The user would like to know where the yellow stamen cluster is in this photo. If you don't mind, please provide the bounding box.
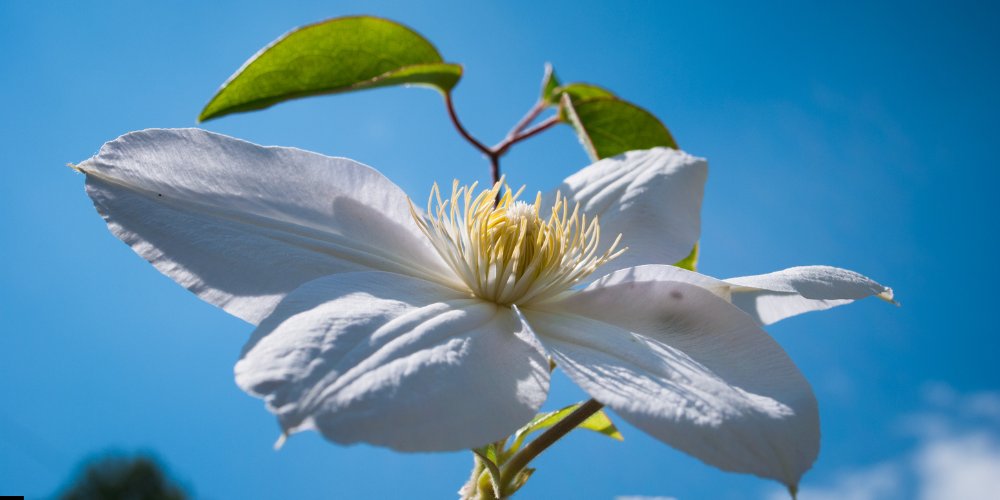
[410,180,625,306]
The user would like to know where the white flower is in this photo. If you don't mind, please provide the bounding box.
[77,128,893,489]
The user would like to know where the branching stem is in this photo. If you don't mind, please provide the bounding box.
[504,100,546,141]
[492,115,560,157]
[444,93,560,184]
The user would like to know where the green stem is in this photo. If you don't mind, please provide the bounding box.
[497,398,605,496]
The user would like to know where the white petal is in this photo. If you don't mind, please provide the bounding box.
[235,271,550,451]
[546,148,707,274]
[79,129,454,324]
[587,264,895,326]
[725,265,896,325]
[525,279,818,488]
[582,264,732,302]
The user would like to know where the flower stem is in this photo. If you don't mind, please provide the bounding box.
[504,100,545,142]
[497,398,605,495]
[443,93,561,185]
[444,92,492,157]
[489,155,501,185]
[492,116,560,157]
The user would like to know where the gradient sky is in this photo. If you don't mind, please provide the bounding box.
[2,1,998,499]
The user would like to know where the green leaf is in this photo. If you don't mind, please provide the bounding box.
[542,63,615,106]
[561,94,677,160]
[199,16,461,122]
[536,404,623,440]
[508,467,535,495]
[472,447,502,498]
[674,242,699,271]
[547,82,615,105]
[540,63,561,102]
[540,65,613,105]
[507,403,623,455]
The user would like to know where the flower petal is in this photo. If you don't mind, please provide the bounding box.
[546,148,707,274]
[725,266,896,325]
[582,264,732,302]
[78,129,454,324]
[235,271,550,451]
[525,279,818,488]
[586,264,894,326]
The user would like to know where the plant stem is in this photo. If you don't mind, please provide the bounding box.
[492,115,560,156]
[489,155,501,185]
[443,93,561,185]
[504,100,545,141]
[445,92,492,157]
[497,398,604,495]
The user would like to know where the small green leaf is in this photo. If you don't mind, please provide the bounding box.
[508,467,535,495]
[540,64,613,105]
[561,94,677,160]
[507,402,623,455]
[540,63,561,102]
[674,242,699,271]
[548,82,615,104]
[200,16,461,122]
[472,447,502,498]
[561,405,623,440]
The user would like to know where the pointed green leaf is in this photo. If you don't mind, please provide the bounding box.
[551,404,622,440]
[540,64,614,105]
[473,444,497,463]
[540,63,561,102]
[674,242,699,271]
[507,402,623,455]
[508,467,535,495]
[472,447,502,498]
[200,16,461,122]
[561,95,677,160]
[547,82,615,105]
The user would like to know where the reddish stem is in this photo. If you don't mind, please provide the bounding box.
[444,92,492,157]
[443,93,561,184]
[504,100,546,141]
[493,115,560,156]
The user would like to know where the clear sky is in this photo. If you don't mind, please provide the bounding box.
[2,1,998,499]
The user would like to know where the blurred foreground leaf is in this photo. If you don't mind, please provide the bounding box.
[200,16,461,121]
[59,454,187,500]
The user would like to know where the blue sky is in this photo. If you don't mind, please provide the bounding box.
[2,1,998,498]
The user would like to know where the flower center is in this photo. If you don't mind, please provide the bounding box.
[410,180,625,306]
